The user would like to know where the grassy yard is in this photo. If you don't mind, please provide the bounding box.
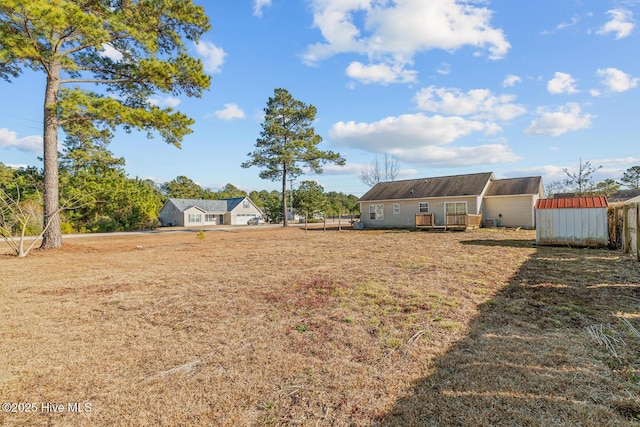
[1,226,638,426]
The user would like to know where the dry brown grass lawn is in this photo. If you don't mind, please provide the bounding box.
[0,226,638,426]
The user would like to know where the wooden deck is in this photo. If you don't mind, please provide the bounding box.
[415,213,482,231]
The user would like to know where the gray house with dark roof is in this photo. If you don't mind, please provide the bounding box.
[158,197,262,227]
[359,172,543,229]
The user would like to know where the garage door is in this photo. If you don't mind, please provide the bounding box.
[233,214,255,225]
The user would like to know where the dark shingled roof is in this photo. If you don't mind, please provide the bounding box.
[485,176,542,196]
[359,172,493,202]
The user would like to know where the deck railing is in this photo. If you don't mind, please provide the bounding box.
[446,214,467,226]
[415,213,434,227]
[416,213,482,230]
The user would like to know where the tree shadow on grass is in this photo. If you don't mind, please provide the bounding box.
[374,244,640,426]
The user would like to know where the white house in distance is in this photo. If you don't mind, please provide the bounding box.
[358,172,543,230]
[158,197,262,227]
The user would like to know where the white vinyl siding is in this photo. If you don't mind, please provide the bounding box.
[360,197,478,228]
[483,195,537,228]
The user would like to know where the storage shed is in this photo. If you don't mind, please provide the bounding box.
[535,196,609,247]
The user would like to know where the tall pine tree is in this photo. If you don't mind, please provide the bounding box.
[1,1,211,248]
[242,88,345,226]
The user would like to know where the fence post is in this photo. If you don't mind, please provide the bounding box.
[623,204,630,253]
[634,203,640,261]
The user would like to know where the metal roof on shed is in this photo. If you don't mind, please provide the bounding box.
[535,196,608,209]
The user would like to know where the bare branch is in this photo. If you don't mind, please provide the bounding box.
[0,185,90,257]
[360,153,400,187]
[60,78,134,85]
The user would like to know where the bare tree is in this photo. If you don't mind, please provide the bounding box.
[544,180,568,198]
[0,185,82,257]
[360,153,400,187]
[562,158,602,196]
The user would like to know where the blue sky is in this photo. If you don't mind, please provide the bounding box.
[1,0,639,197]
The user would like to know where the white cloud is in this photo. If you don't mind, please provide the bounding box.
[212,104,246,121]
[547,72,579,94]
[505,165,567,183]
[597,67,639,92]
[397,168,419,178]
[346,61,417,84]
[303,0,510,84]
[540,16,580,35]
[322,161,417,178]
[598,9,634,39]
[318,163,361,176]
[328,113,519,166]
[392,143,520,167]
[502,74,521,87]
[525,103,594,136]
[0,128,42,153]
[590,89,601,97]
[414,86,526,121]
[557,16,580,31]
[148,96,181,108]
[194,40,227,74]
[253,0,272,17]
[330,114,486,151]
[597,156,640,166]
[100,43,123,61]
[436,63,451,76]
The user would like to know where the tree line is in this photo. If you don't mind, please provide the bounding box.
[0,148,359,236]
[545,159,640,198]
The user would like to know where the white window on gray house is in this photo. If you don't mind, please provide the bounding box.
[418,202,429,213]
[188,213,202,223]
[369,204,384,220]
[393,203,400,214]
[205,214,216,223]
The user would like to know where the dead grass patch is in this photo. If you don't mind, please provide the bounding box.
[0,226,638,426]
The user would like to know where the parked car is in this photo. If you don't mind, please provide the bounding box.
[247,217,265,225]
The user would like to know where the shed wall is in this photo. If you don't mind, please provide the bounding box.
[536,207,608,246]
